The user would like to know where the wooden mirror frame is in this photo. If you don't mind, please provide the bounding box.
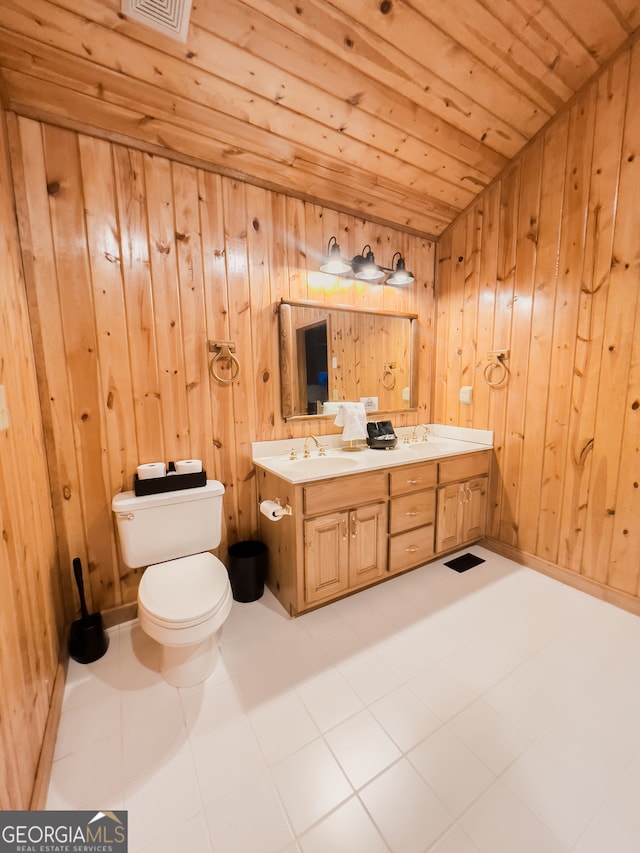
[278,299,419,420]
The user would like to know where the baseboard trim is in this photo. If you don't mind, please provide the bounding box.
[101,601,138,629]
[30,659,67,810]
[482,538,640,618]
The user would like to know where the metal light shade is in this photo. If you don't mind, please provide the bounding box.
[320,236,352,275]
[386,253,415,285]
[352,245,385,281]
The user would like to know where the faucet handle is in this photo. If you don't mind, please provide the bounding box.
[319,445,326,457]
[289,448,297,460]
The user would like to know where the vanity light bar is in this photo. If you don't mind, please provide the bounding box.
[319,239,415,286]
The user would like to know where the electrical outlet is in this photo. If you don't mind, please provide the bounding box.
[360,396,378,412]
[459,386,473,404]
[0,386,9,431]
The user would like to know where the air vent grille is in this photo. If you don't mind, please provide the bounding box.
[121,0,193,42]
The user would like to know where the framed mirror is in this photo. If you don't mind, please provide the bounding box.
[279,299,418,419]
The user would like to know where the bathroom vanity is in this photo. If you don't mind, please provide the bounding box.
[253,427,492,616]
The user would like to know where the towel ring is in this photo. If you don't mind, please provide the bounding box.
[382,370,396,390]
[208,341,240,385]
[482,352,509,388]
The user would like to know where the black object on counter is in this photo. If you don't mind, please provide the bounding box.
[366,420,398,450]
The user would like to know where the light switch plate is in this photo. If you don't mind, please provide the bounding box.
[0,385,9,431]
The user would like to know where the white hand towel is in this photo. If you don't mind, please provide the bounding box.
[334,402,368,442]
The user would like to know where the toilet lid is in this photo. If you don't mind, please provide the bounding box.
[139,553,230,624]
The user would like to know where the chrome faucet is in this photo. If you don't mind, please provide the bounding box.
[412,424,431,442]
[303,435,325,457]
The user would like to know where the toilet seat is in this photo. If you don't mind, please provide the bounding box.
[138,552,230,630]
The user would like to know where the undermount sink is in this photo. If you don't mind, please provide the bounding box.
[289,456,359,475]
[406,438,452,451]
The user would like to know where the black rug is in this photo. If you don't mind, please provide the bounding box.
[444,553,486,573]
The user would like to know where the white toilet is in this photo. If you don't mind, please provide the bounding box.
[112,481,233,687]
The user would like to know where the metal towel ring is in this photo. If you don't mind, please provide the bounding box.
[382,370,396,390]
[208,341,240,385]
[482,353,509,388]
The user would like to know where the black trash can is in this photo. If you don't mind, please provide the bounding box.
[227,540,267,602]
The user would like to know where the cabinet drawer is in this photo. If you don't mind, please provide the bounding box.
[389,524,435,573]
[438,452,489,484]
[389,489,435,535]
[389,462,437,496]
[303,470,387,516]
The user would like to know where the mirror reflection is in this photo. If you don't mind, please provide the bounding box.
[279,300,418,419]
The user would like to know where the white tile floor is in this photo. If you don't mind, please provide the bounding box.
[47,546,640,853]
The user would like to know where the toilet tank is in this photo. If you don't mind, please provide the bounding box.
[112,480,225,568]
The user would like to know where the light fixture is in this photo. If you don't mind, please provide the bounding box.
[351,245,386,281]
[317,241,415,285]
[385,252,415,286]
[319,236,352,275]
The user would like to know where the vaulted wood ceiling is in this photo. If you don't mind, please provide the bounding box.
[1,0,639,237]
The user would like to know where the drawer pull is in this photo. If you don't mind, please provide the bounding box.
[405,545,420,553]
[407,478,422,485]
[405,510,420,517]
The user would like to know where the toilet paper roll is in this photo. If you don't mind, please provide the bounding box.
[259,500,285,522]
[175,459,203,475]
[137,462,166,480]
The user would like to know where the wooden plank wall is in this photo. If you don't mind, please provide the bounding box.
[0,105,64,808]
[435,40,640,605]
[9,115,435,616]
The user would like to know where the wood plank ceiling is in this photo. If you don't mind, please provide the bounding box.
[0,0,639,237]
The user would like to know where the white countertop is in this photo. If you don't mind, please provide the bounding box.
[252,425,493,484]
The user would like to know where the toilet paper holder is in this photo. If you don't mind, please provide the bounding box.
[260,497,292,518]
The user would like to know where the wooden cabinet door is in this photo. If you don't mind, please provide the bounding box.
[349,502,387,588]
[461,477,487,543]
[436,482,463,553]
[304,511,349,604]
[436,476,488,553]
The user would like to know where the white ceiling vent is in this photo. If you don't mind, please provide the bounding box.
[121,0,193,42]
